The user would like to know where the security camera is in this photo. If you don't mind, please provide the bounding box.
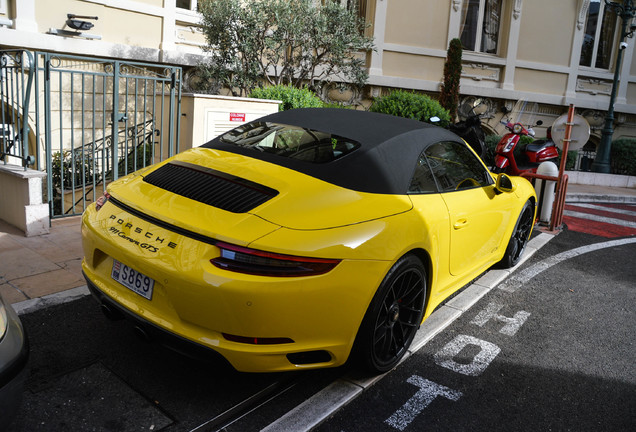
[66,14,98,31]
[620,41,629,49]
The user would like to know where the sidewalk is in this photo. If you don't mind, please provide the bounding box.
[1,183,635,308]
[0,216,85,305]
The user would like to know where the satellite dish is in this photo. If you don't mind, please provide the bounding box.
[551,114,591,151]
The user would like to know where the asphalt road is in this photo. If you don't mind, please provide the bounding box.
[7,226,636,431]
[315,229,636,431]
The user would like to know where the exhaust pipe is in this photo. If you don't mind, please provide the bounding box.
[133,325,151,342]
[100,303,124,321]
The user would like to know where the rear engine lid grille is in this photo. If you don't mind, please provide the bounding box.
[143,161,278,213]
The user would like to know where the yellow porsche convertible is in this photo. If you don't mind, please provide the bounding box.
[82,108,536,373]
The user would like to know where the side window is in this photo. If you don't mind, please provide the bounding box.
[425,141,492,192]
[408,153,438,194]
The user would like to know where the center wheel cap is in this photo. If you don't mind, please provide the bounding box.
[389,304,400,324]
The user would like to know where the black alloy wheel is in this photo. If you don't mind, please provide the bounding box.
[499,200,534,268]
[355,254,427,373]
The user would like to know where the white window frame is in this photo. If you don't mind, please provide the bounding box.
[580,0,620,70]
[459,0,504,55]
[176,0,197,12]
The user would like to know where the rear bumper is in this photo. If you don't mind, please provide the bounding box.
[80,200,393,372]
[84,274,230,366]
[83,270,356,372]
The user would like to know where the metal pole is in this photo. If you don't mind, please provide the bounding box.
[550,104,574,231]
[591,0,635,173]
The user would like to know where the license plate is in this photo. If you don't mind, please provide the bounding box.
[111,259,154,300]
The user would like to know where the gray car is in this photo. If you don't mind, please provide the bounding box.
[0,293,28,429]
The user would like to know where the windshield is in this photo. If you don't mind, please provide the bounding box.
[218,122,360,164]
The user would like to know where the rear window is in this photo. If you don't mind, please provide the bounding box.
[218,122,360,164]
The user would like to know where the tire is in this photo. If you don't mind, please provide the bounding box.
[498,200,534,268]
[492,166,504,174]
[354,254,427,373]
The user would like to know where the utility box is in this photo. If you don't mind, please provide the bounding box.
[179,94,280,151]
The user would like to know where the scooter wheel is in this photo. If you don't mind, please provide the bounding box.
[492,166,504,174]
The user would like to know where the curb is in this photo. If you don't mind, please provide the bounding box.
[13,285,90,316]
[261,232,556,432]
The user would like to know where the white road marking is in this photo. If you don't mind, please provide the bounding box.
[563,210,636,228]
[261,233,556,432]
[385,376,462,431]
[470,302,531,336]
[570,203,636,217]
[433,334,501,377]
[499,237,636,293]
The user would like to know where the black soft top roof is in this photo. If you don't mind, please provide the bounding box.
[203,108,464,194]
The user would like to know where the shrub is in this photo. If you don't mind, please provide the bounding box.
[198,0,374,96]
[250,85,324,111]
[610,138,636,175]
[552,147,577,171]
[439,38,462,121]
[484,134,501,167]
[369,90,451,127]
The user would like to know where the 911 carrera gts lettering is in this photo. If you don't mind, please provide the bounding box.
[108,227,159,252]
[108,215,178,249]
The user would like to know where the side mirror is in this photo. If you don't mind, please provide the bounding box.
[495,173,516,193]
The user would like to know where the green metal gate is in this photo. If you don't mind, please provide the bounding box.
[40,53,182,218]
[0,50,35,169]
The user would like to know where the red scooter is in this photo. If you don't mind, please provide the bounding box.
[492,120,558,175]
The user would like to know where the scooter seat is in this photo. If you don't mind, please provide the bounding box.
[525,139,554,153]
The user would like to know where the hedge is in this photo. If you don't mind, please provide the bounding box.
[249,85,323,111]
[610,138,636,175]
[369,90,451,127]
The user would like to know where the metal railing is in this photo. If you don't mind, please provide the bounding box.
[38,52,181,217]
[60,119,159,215]
[0,50,35,169]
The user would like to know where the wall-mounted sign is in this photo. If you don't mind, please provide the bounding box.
[230,112,246,122]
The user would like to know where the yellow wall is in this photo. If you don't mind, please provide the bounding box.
[514,68,567,95]
[34,0,162,49]
[627,83,636,108]
[517,0,574,65]
[383,52,445,81]
[136,0,164,6]
[384,0,449,49]
[176,23,206,46]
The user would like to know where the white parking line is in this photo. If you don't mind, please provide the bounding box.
[261,233,556,432]
[569,203,636,217]
[563,210,636,228]
[499,237,636,293]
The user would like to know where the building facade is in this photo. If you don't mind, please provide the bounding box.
[1,0,635,153]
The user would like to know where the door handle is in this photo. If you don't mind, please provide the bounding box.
[453,218,469,230]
